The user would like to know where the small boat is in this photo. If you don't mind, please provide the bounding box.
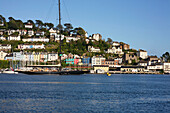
[107,73,111,76]
[2,68,18,74]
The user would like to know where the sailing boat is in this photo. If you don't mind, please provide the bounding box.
[17,0,89,75]
[2,52,18,74]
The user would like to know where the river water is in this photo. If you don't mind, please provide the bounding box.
[0,73,170,112]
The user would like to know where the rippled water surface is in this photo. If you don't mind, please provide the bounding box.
[0,73,170,112]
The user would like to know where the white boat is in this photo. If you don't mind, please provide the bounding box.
[2,68,18,74]
[2,70,18,74]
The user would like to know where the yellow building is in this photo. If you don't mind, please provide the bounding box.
[93,65,109,73]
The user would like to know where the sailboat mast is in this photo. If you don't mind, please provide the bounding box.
[58,0,62,71]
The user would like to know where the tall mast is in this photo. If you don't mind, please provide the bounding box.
[58,0,62,71]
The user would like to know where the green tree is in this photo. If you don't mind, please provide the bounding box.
[74,27,86,37]
[15,20,24,29]
[107,38,113,44]
[162,52,170,62]
[0,15,8,28]
[35,20,43,29]
[64,23,73,36]
[8,20,18,30]
[27,20,35,28]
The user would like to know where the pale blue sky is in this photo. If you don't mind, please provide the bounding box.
[0,0,170,56]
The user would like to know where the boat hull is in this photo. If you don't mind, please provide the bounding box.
[2,71,18,74]
[17,70,90,75]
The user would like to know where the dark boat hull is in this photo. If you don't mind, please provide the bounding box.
[17,70,90,75]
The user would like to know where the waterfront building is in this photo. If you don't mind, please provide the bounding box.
[147,56,160,65]
[104,59,114,67]
[91,56,105,66]
[47,53,58,61]
[147,63,163,72]
[13,52,24,61]
[114,57,123,64]
[0,51,7,60]
[93,65,109,73]
[74,58,80,65]
[121,66,145,72]
[138,60,148,66]
[33,52,40,63]
[66,58,74,64]
[82,57,91,65]
[4,54,13,61]
[163,63,170,74]
[40,52,48,62]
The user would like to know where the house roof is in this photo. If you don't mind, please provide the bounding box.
[121,66,144,68]
[139,60,148,63]
[105,59,114,61]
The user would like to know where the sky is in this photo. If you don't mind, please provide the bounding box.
[0,0,170,57]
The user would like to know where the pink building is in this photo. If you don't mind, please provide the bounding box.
[74,59,79,64]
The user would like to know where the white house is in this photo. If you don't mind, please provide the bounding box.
[112,41,120,46]
[61,54,68,60]
[36,31,45,36]
[22,37,49,42]
[25,22,33,29]
[85,31,88,37]
[7,30,16,35]
[138,60,148,66]
[91,56,105,66]
[49,28,57,36]
[0,51,8,60]
[88,46,100,53]
[92,33,102,41]
[55,34,65,41]
[0,44,11,50]
[65,36,80,42]
[147,64,163,72]
[47,53,58,61]
[7,35,21,41]
[137,49,148,59]
[163,63,170,74]
[28,30,34,37]
[106,46,124,54]
[114,57,123,64]
[0,36,6,40]
[18,30,27,35]
[18,44,45,50]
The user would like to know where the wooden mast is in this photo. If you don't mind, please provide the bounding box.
[58,0,62,71]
